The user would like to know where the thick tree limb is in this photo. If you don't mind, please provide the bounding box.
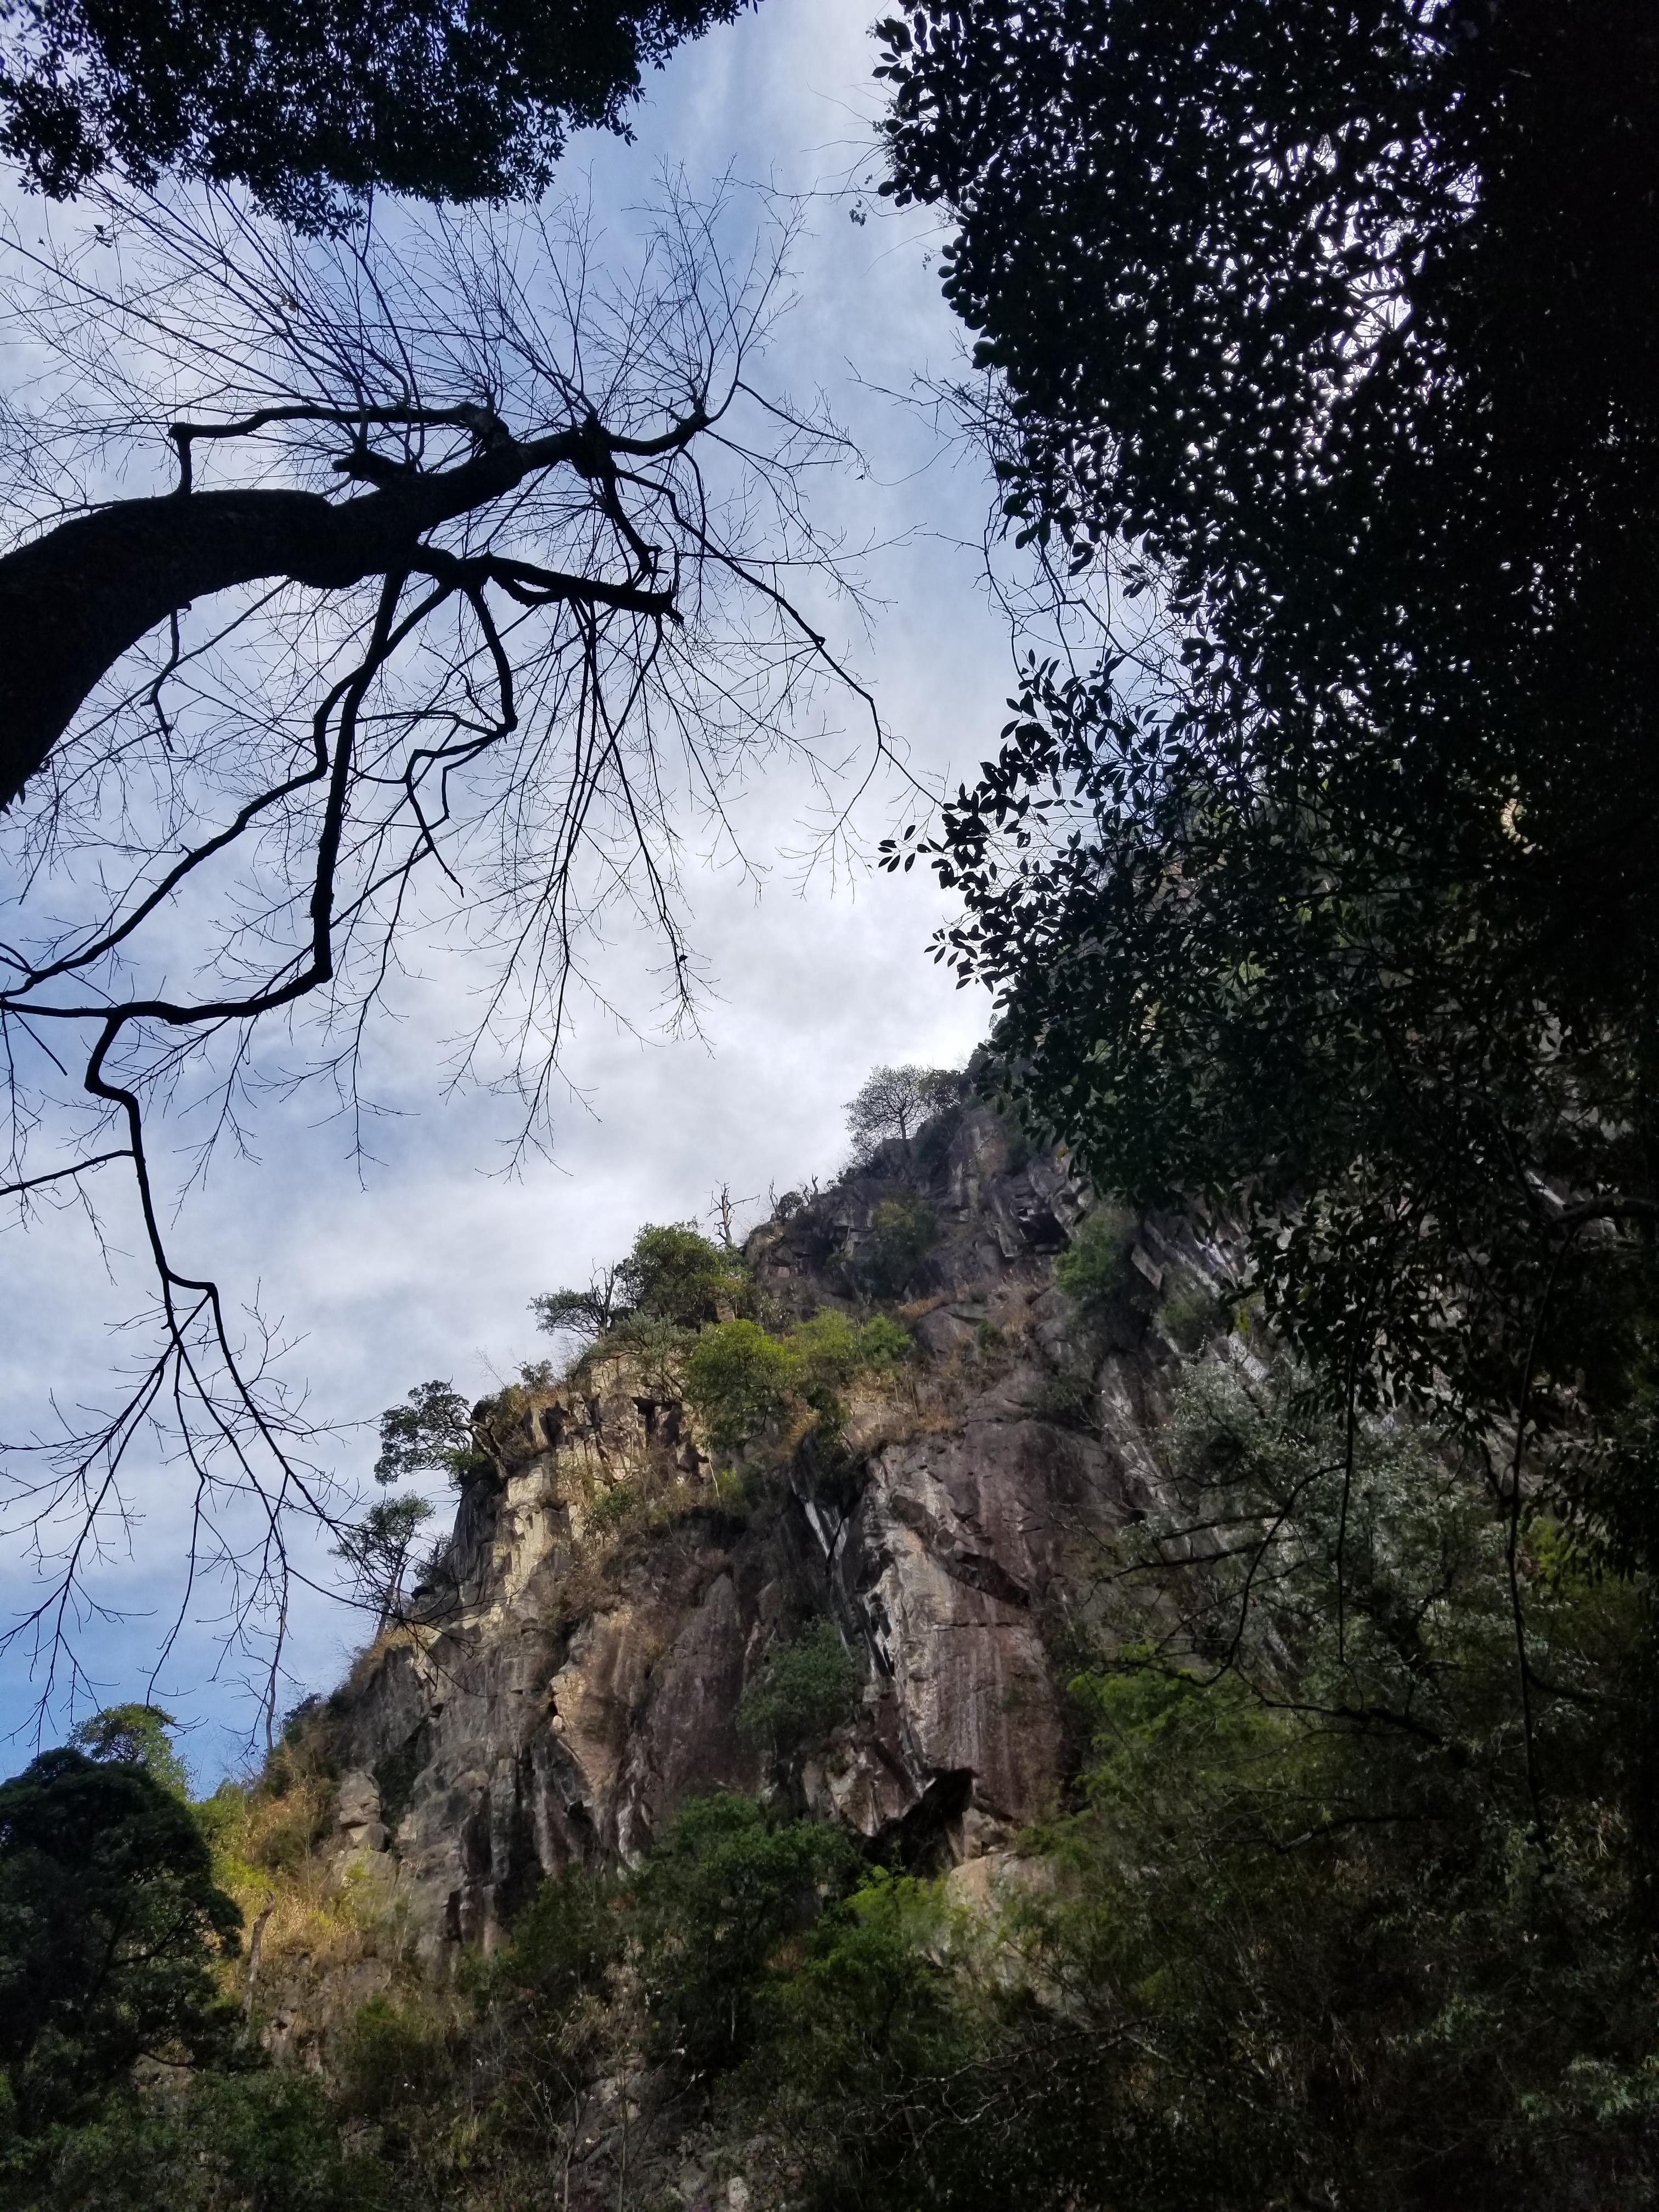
[0,408,698,811]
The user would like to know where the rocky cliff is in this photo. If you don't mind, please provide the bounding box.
[323,1101,1239,1961]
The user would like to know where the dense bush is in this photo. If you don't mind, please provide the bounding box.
[738,1623,864,1757]
[629,1794,861,2073]
[856,1198,938,1298]
[535,1222,747,1351]
[684,1308,913,1461]
[1052,1204,1136,1315]
[682,1319,799,1455]
[0,1748,241,2136]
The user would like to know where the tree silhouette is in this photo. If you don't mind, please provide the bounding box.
[0,180,883,1724]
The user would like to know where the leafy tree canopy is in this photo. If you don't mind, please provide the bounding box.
[846,1063,962,1157]
[682,1317,797,1454]
[737,1621,863,1757]
[67,1703,189,1799]
[879,0,1659,1554]
[1,0,756,227]
[629,1792,860,2073]
[618,1222,741,1327]
[0,1748,240,2134]
[535,1221,744,1348]
[374,1380,479,1487]
[881,0,1659,820]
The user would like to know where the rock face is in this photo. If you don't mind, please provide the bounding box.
[329,1102,1236,1956]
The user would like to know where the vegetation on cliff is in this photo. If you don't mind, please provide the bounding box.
[3,0,1656,2200]
[7,1341,1654,2208]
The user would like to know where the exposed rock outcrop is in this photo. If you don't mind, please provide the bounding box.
[327,1101,1238,1957]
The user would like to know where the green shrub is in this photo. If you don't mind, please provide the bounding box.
[10,2069,356,2212]
[630,1795,860,2073]
[859,1198,938,1298]
[745,1870,977,2200]
[335,1997,452,2120]
[587,1481,638,1528]
[486,1865,619,2017]
[534,1222,747,1357]
[0,1750,241,2135]
[1026,1369,1096,1429]
[738,1623,864,1754]
[1155,1282,1224,1351]
[787,1308,865,1391]
[683,1320,798,1454]
[789,1310,913,1397]
[1053,1205,1136,1314]
[622,1222,744,1327]
[855,1312,914,1370]
[185,2068,354,2208]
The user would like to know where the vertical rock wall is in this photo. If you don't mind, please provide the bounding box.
[326,1103,1238,1956]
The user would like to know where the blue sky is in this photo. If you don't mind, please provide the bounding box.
[0,0,1020,1785]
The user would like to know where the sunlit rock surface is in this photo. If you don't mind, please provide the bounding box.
[329,1102,1236,1956]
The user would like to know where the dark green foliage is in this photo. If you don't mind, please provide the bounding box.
[1051,1205,1135,1317]
[373,1381,483,1488]
[370,1735,426,1838]
[725,1372,1659,2211]
[334,1999,452,2121]
[536,1222,744,1353]
[485,1865,620,2019]
[738,1622,864,1756]
[0,0,754,227]
[67,1705,189,1799]
[1154,1281,1224,1352]
[989,1375,1659,2209]
[629,1793,861,2072]
[881,0,1659,1568]
[743,1870,983,2207]
[881,0,1659,809]
[4,2068,357,2212]
[1023,1368,1094,1430]
[0,1750,240,2135]
[857,1197,937,1299]
[619,1222,742,1327]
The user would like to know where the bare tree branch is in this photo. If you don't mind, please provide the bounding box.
[0,176,890,1729]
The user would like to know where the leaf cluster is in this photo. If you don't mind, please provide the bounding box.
[878,0,1659,1565]
[0,0,755,227]
[737,1622,864,1757]
[373,1380,483,1488]
[534,1222,749,1358]
[0,1748,241,2140]
[681,1307,912,1460]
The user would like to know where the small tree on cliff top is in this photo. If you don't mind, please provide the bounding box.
[846,1065,964,1159]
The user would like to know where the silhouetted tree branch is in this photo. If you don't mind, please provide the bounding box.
[0,178,887,1730]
